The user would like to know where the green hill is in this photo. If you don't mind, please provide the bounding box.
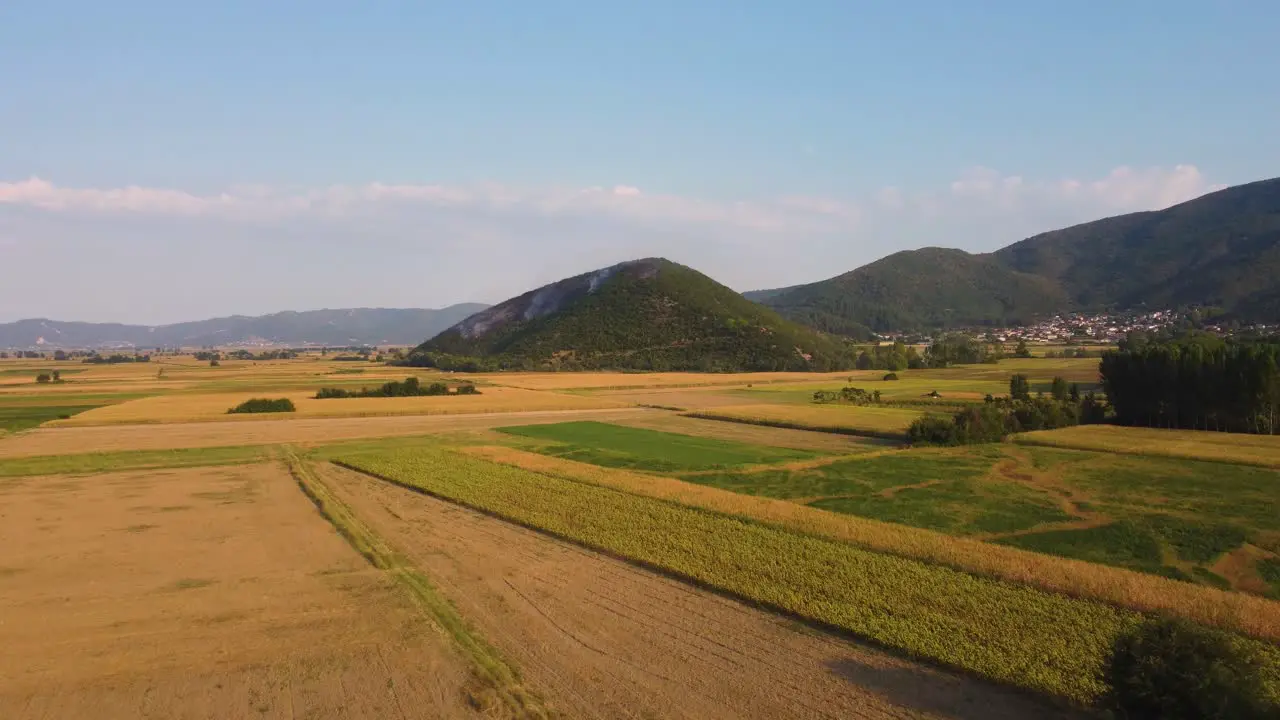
[410,258,855,371]
[754,177,1280,333]
[745,248,1066,334]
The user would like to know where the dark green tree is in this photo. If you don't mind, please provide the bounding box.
[1050,376,1069,401]
[1009,374,1031,401]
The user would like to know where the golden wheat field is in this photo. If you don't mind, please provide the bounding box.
[1016,425,1280,468]
[49,385,629,425]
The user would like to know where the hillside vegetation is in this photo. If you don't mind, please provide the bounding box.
[754,177,1280,333]
[411,258,856,371]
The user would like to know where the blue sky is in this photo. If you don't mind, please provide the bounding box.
[2,1,1277,323]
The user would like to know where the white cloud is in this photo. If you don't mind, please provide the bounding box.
[0,164,1230,323]
[0,176,859,234]
[944,164,1220,211]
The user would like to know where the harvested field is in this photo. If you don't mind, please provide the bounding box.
[462,445,1280,641]
[0,464,474,718]
[1016,424,1280,468]
[319,461,1079,720]
[0,407,653,458]
[688,403,927,438]
[580,385,762,410]
[51,386,629,426]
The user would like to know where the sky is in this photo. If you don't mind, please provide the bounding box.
[2,1,1277,324]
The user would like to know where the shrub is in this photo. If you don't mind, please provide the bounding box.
[227,398,296,414]
[455,383,480,395]
[35,373,51,384]
[1105,618,1277,719]
[883,372,899,381]
[812,386,881,405]
[906,415,958,445]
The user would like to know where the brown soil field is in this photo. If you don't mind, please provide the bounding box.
[51,386,629,426]
[0,464,475,719]
[0,407,653,458]
[319,462,1081,720]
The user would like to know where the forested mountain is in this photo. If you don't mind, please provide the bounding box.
[412,258,855,371]
[753,177,1280,334]
[0,305,488,349]
[745,248,1067,338]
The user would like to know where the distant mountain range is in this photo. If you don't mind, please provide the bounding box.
[413,258,853,371]
[750,177,1280,334]
[0,305,488,349]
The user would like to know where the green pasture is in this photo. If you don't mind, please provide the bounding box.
[496,421,818,472]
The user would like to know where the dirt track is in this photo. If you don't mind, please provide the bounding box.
[321,462,1081,720]
[0,464,474,719]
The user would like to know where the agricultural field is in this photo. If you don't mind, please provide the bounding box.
[0,463,477,718]
[497,420,821,471]
[1017,424,1280,468]
[3,351,1280,716]
[686,403,929,438]
[333,443,1280,705]
[51,386,627,426]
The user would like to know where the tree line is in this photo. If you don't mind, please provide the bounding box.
[1100,336,1280,434]
[314,376,479,399]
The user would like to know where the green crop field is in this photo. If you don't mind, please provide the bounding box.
[496,420,818,472]
[333,444,1280,706]
[0,444,272,477]
[671,442,1280,596]
[0,403,103,433]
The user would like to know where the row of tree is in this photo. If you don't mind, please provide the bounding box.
[1100,338,1280,434]
[314,376,479,399]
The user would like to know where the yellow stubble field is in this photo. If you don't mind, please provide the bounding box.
[49,385,631,426]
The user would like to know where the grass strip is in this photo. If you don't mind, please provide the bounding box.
[340,446,1156,705]
[0,444,271,477]
[284,450,547,718]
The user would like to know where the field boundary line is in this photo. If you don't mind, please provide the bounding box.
[284,449,550,719]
